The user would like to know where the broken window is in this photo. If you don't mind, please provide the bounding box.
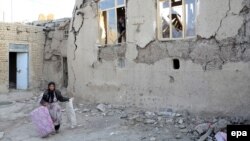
[99,0,126,45]
[64,30,69,39]
[158,0,196,39]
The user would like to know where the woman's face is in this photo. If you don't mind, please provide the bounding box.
[49,84,55,91]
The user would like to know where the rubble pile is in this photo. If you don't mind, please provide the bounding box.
[77,103,248,141]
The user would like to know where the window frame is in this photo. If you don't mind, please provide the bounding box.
[157,0,197,41]
[98,0,127,46]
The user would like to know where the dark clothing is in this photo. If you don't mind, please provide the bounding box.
[55,124,60,131]
[118,21,125,34]
[40,89,69,105]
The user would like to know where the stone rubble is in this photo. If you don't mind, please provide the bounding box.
[2,93,249,141]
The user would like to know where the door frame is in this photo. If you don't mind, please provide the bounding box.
[8,44,29,90]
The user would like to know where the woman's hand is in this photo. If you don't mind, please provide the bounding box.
[42,102,49,107]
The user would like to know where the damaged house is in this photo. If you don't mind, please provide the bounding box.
[0,18,70,93]
[67,0,250,117]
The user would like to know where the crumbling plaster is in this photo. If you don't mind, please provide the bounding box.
[41,19,70,88]
[67,0,250,117]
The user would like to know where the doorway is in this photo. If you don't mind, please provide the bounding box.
[9,52,28,90]
[9,52,17,89]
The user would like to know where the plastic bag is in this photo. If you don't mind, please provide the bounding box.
[66,98,77,128]
[30,106,55,137]
[215,132,227,141]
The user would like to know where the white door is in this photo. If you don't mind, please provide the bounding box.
[16,53,28,89]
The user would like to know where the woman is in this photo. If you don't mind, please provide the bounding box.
[40,82,70,133]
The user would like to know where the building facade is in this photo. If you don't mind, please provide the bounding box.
[0,23,45,92]
[67,0,250,117]
[0,19,70,93]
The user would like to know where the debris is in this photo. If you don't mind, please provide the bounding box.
[144,119,156,124]
[212,119,229,133]
[178,124,186,129]
[120,114,128,119]
[166,118,174,123]
[0,132,4,139]
[157,111,174,117]
[82,108,91,113]
[215,132,227,141]
[177,118,184,124]
[145,111,156,118]
[195,123,210,135]
[149,137,156,141]
[175,113,182,117]
[180,128,188,133]
[197,128,213,141]
[96,103,107,112]
[175,134,182,139]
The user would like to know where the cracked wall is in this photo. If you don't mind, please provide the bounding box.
[68,0,250,117]
[38,19,70,89]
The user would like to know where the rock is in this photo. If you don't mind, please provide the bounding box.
[135,116,144,122]
[82,108,91,113]
[96,103,107,112]
[230,116,245,124]
[157,111,174,117]
[120,114,128,119]
[144,119,156,124]
[175,113,182,117]
[177,118,184,124]
[175,134,182,139]
[212,119,229,133]
[195,123,210,135]
[145,111,156,118]
[127,119,136,125]
[149,137,156,141]
[197,128,213,141]
[180,129,188,133]
[166,118,174,123]
[0,132,4,139]
[179,124,186,129]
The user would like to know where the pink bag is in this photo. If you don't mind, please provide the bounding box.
[30,106,55,137]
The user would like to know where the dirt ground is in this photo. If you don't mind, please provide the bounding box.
[0,91,248,141]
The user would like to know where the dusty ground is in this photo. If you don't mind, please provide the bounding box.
[0,91,248,141]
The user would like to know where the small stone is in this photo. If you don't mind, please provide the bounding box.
[157,111,173,117]
[157,117,162,121]
[120,114,128,119]
[175,113,182,117]
[127,119,136,125]
[166,118,174,123]
[212,119,229,133]
[144,119,156,124]
[150,137,156,141]
[96,103,107,112]
[195,123,210,135]
[175,134,182,139]
[135,116,144,122]
[178,118,184,124]
[145,111,156,118]
[0,132,4,139]
[82,108,91,113]
[180,129,188,133]
[179,124,186,129]
[78,103,84,107]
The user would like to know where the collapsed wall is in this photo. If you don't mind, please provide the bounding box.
[67,0,250,117]
[33,19,70,89]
